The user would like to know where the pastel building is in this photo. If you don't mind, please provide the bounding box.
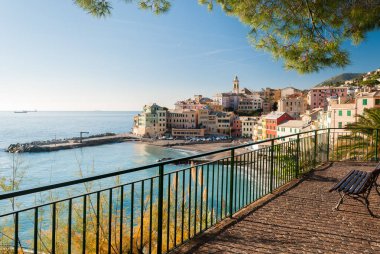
[280,87,301,98]
[265,112,293,139]
[262,101,272,113]
[172,128,205,138]
[240,117,258,138]
[214,76,241,110]
[328,103,356,129]
[175,95,212,111]
[253,120,263,141]
[167,110,198,130]
[197,109,210,128]
[214,76,263,112]
[355,91,380,115]
[277,120,313,142]
[133,103,167,137]
[205,114,218,134]
[277,93,307,119]
[237,95,264,112]
[307,86,348,109]
[261,118,267,139]
[213,112,234,136]
[231,117,242,137]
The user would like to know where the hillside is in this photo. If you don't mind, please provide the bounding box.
[316,73,363,87]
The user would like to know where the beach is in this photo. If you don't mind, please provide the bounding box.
[142,139,254,161]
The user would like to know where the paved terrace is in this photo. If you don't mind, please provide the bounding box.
[173,162,380,254]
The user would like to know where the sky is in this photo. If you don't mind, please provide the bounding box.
[0,1,379,111]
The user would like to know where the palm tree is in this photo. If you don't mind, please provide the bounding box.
[335,108,380,161]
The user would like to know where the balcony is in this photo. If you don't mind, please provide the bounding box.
[172,161,380,253]
[0,128,379,253]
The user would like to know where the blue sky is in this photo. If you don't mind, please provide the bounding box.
[0,1,379,111]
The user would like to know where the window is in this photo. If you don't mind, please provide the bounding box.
[376,99,380,105]
[363,99,367,106]
[338,110,342,116]
[338,122,342,128]
[347,110,351,116]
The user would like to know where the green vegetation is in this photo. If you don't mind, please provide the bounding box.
[359,79,380,87]
[315,73,364,87]
[236,109,262,117]
[74,0,380,73]
[0,163,216,253]
[334,108,380,161]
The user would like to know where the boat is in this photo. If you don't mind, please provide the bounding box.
[14,110,28,113]
[156,157,173,162]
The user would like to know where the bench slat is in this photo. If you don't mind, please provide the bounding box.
[338,170,361,192]
[350,173,372,194]
[344,171,367,193]
[346,171,368,194]
[329,170,355,192]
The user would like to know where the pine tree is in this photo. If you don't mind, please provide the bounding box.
[74,0,380,73]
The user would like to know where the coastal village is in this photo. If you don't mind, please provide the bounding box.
[132,68,380,143]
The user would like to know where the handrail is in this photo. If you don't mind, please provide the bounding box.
[0,127,377,254]
[0,127,370,200]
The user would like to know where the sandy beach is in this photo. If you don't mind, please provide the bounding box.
[143,139,254,161]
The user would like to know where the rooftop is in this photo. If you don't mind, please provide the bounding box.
[311,86,349,90]
[265,111,288,120]
[173,162,380,253]
[278,120,310,128]
[356,91,380,98]
[302,107,324,116]
[330,103,356,109]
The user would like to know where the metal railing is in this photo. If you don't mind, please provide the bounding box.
[0,128,378,253]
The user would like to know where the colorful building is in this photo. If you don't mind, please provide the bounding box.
[328,103,356,129]
[133,103,167,137]
[231,117,242,137]
[307,86,348,109]
[355,91,380,115]
[264,112,293,139]
[172,128,205,138]
[277,93,307,119]
[277,120,313,142]
[240,117,258,138]
[167,110,198,130]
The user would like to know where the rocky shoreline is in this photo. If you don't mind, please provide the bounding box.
[6,133,140,153]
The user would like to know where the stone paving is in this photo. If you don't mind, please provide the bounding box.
[172,162,380,254]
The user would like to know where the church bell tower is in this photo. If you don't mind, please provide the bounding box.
[233,76,239,94]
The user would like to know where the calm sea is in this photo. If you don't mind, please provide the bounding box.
[0,111,193,190]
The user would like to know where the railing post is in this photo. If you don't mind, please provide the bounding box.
[229,148,234,217]
[375,129,379,162]
[157,164,164,254]
[326,129,330,162]
[314,130,318,168]
[270,139,274,193]
[295,134,300,178]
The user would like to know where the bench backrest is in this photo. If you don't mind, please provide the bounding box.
[372,162,380,176]
[366,162,380,191]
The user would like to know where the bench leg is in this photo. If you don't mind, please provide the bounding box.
[363,189,376,217]
[334,192,345,210]
[375,182,380,196]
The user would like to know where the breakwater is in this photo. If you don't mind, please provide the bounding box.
[6,133,140,153]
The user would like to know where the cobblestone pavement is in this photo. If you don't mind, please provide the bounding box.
[172,162,380,254]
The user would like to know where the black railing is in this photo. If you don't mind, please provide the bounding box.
[0,128,378,253]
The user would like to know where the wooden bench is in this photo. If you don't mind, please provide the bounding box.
[329,163,380,216]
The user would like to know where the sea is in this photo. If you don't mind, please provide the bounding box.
[0,111,259,249]
[0,111,194,191]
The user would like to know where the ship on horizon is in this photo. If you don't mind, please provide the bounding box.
[14,109,37,113]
